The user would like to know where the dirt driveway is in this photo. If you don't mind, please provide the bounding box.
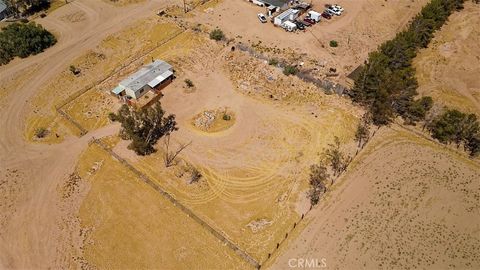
[0,0,176,268]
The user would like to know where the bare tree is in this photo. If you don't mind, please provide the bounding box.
[163,134,192,167]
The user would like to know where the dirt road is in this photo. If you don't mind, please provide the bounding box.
[0,0,175,268]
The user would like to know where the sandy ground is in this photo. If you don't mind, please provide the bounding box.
[1,0,477,269]
[271,126,480,269]
[190,0,429,83]
[0,0,177,268]
[414,1,480,115]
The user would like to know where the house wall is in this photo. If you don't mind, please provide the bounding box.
[125,85,152,100]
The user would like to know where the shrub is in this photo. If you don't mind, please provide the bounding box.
[108,112,117,122]
[184,79,194,88]
[34,127,48,138]
[283,65,298,76]
[222,114,231,121]
[209,28,224,41]
[329,40,338,47]
[69,65,80,75]
[189,167,202,183]
[268,58,279,66]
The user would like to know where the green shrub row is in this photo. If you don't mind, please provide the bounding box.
[351,0,465,125]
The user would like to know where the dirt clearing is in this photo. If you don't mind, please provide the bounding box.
[272,126,480,269]
[414,1,480,115]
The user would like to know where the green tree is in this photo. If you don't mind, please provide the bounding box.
[355,118,370,148]
[112,101,177,155]
[325,136,349,176]
[0,22,56,65]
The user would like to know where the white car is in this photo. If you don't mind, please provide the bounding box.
[327,6,342,16]
[332,4,344,12]
[257,13,267,23]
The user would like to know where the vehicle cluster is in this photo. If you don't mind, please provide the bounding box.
[257,3,345,32]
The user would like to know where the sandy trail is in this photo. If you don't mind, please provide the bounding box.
[0,0,174,268]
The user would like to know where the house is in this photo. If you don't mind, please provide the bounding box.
[0,0,8,21]
[273,8,299,26]
[112,60,174,102]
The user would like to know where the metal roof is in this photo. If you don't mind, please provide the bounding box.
[119,60,172,92]
[276,9,299,21]
[147,70,173,88]
[0,0,7,13]
[112,85,126,95]
[261,0,288,8]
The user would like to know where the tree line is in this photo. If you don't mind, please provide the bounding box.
[351,0,479,156]
[0,22,56,65]
[4,0,51,17]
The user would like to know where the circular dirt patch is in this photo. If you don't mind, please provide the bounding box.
[191,107,236,133]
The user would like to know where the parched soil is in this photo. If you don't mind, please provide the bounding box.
[271,126,480,269]
[1,0,476,269]
[414,1,480,115]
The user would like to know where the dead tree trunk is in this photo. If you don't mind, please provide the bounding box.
[164,135,192,167]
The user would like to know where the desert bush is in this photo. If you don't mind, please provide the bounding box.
[69,65,80,75]
[283,65,298,76]
[0,22,56,65]
[222,114,231,121]
[329,40,338,47]
[184,79,194,88]
[308,163,329,205]
[209,28,224,41]
[268,58,279,66]
[189,166,202,183]
[34,127,48,138]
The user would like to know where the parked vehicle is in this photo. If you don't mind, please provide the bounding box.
[295,21,306,30]
[257,13,267,23]
[324,9,335,16]
[307,10,322,22]
[301,19,312,27]
[303,17,316,24]
[327,6,342,16]
[282,21,297,32]
[332,4,344,12]
[321,12,332,19]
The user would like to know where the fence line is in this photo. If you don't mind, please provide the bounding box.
[56,28,187,135]
[92,138,261,269]
[259,126,381,267]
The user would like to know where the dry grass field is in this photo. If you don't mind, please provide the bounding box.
[272,126,480,269]
[76,143,249,269]
[414,1,480,115]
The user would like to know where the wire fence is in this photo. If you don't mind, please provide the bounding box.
[92,138,261,269]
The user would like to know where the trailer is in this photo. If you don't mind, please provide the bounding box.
[273,9,300,26]
[307,10,322,22]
